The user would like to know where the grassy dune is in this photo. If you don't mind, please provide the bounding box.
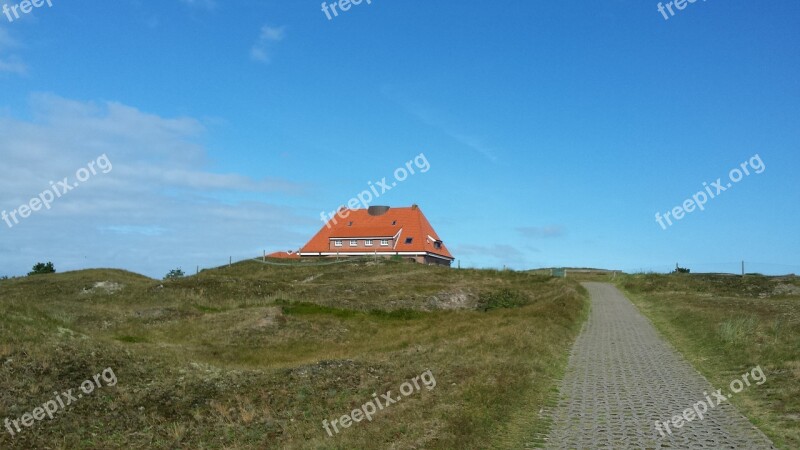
[618,273,800,449]
[0,259,588,449]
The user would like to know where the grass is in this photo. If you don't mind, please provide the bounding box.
[617,273,800,449]
[0,259,588,449]
[113,335,149,344]
[477,288,530,311]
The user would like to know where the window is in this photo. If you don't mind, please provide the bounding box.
[365,240,373,246]
[348,221,353,226]
[392,220,397,225]
[434,241,442,249]
[350,240,358,247]
[334,240,343,247]
[405,238,414,244]
[380,239,389,246]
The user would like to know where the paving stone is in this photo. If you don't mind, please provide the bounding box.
[543,282,776,449]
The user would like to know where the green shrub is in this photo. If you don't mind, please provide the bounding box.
[278,300,358,319]
[114,335,148,343]
[277,300,424,320]
[164,268,185,280]
[478,288,529,311]
[369,309,425,320]
[28,261,56,276]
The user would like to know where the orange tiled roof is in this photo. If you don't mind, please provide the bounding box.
[300,206,453,260]
[266,251,300,259]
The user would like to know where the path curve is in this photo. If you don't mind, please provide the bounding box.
[544,282,775,449]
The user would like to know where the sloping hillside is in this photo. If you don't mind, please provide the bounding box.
[0,259,588,449]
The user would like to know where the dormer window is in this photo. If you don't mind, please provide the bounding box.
[405,238,413,244]
[392,221,397,226]
[334,240,343,247]
[348,221,353,226]
[350,240,358,247]
[434,241,442,249]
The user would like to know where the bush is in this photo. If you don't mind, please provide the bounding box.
[478,288,529,311]
[164,268,185,280]
[370,309,425,320]
[28,262,56,276]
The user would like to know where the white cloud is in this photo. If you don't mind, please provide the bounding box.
[0,94,311,278]
[250,25,286,64]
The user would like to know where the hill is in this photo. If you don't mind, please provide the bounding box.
[0,259,588,449]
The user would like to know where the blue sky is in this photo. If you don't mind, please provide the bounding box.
[1,0,798,278]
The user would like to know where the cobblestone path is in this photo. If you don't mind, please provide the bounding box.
[544,282,775,449]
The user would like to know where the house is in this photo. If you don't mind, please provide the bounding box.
[296,205,454,266]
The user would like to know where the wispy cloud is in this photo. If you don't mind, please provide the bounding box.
[382,86,499,163]
[0,57,27,75]
[0,28,17,50]
[517,225,566,239]
[99,225,168,237]
[0,27,26,75]
[0,94,310,278]
[448,132,498,163]
[250,25,286,64]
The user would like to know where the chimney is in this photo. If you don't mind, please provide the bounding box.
[368,206,391,216]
